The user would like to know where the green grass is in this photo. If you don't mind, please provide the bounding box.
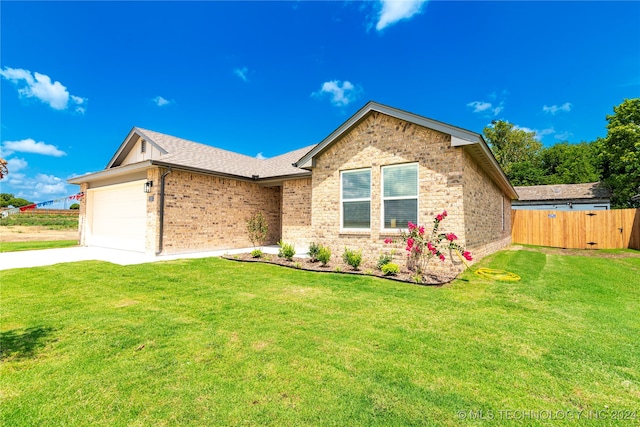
[0,214,78,229]
[0,240,78,252]
[1,249,638,426]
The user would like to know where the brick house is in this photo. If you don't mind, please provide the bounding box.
[69,102,517,263]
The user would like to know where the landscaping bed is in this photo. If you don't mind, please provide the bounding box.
[224,252,462,285]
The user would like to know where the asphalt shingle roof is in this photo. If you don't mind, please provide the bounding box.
[514,182,611,201]
[136,128,314,179]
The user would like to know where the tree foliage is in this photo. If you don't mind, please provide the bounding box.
[483,121,543,186]
[597,98,640,208]
[0,193,32,208]
[0,158,7,180]
[483,122,601,187]
[541,142,600,185]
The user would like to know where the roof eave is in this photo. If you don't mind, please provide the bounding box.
[68,160,153,184]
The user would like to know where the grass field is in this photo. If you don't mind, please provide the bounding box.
[0,213,78,229]
[0,240,78,252]
[1,248,638,426]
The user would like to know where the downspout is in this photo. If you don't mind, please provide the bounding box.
[156,167,172,255]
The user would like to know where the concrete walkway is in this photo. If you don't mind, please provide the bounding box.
[0,245,285,271]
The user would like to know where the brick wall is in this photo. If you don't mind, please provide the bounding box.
[310,112,468,272]
[281,178,312,248]
[160,170,281,254]
[78,182,89,246]
[461,150,512,260]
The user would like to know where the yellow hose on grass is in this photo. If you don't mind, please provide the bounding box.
[456,250,521,282]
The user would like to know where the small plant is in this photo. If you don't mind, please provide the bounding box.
[247,211,269,248]
[342,247,363,270]
[381,263,400,276]
[334,266,342,273]
[411,272,422,284]
[317,246,332,266]
[308,242,320,262]
[364,269,374,276]
[278,240,296,261]
[294,262,302,269]
[376,251,395,270]
[251,249,263,258]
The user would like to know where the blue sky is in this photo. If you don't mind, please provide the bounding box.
[1,1,639,204]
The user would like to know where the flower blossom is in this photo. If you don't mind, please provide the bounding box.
[408,222,416,231]
[436,214,443,221]
[418,226,425,235]
[446,233,458,241]
[439,254,445,262]
[384,238,393,244]
[462,251,473,261]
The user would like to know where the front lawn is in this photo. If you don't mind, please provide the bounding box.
[1,248,638,426]
[0,240,78,253]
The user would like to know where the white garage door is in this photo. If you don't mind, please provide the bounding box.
[87,180,147,252]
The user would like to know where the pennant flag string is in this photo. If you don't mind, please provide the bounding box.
[1,193,84,218]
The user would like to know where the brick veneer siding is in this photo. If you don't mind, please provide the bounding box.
[461,150,512,260]
[281,178,312,248]
[310,112,469,273]
[160,170,281,254]
[78,182,89,246]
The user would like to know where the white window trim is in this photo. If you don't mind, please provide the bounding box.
[340,168,371,232]
[380,163,419,232]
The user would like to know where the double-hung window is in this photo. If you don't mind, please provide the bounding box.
[341,169,371,230]
[382,163,418,229]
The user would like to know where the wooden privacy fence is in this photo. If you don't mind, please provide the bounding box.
[512,208,640,250]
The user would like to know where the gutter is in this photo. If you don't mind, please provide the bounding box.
[156,167,172,255]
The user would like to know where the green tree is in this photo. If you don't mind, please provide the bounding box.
[541,142,600,185]
[483,120,544,185]
[0,193,32,208]
[69,203,80,210]
[597,98,640,208]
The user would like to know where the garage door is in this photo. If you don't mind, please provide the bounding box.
[87,180,147,252]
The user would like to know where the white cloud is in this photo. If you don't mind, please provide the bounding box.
[234,67,250,82]
[4,173,70,201]
[376,0,428,31]
[152,96,172,107]
[2,138,67,157]
[467,100,504,116]
[0,67,87,113]
[543,102,572,115]
[256,152,266,160]
[467,101,492,113]
[6,158,28,173]
[554,131,573,140]
[312,80,362,107]
[514,125,555,141]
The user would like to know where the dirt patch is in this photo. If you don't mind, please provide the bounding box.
[223,253,461,286]
[0,226,78,243]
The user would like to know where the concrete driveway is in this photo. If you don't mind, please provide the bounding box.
[0,245,281,271]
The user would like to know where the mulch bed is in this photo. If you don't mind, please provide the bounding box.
[222,252,461,286]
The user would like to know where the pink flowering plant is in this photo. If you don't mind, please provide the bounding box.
[385,210,472,274]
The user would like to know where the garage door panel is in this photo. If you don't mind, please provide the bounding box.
[87,180,147,252]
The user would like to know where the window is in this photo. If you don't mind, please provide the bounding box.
[382,163,418,229]
[341,169,371,229]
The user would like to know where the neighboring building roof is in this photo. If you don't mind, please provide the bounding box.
[514,182,611,202]
[294,101,518,199]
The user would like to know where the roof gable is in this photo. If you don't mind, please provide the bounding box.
[294,101,517,199]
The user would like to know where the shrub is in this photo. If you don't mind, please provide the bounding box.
[317,246,331,265]
[308,242,320,262]
[381,263,400,276]
[278,241,296,261]
[69,203,80,210]
[342,247,363,270]
[376,252,394,270]
[247,211,269,248]
[251,249,262,258]
[294,262,302,269]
